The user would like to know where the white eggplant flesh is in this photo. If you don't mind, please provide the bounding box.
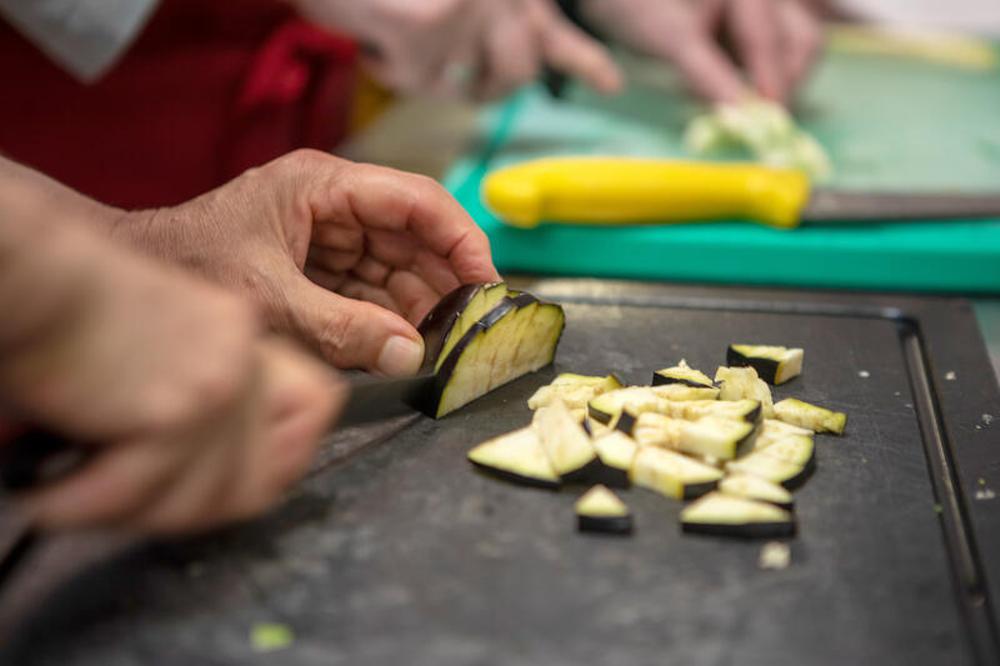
[681,492,795,538]
[714,366,775,419]
[468,428,560,489]
[719,473,794,510]
[774,398,847,435]
[630,446,723,500]
[727,344,804,385]
[534,399,600,482]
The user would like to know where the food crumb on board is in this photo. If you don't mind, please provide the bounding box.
[186,562,205,578]
[759,542,791,570]
[858,370,870,378]
[983,414,995,426]
[933,503,943,514]
[980,478,987,486]
[251,623,295,653]
[945,371,957,381]
[976,488,996,501]
[893,391,901,397]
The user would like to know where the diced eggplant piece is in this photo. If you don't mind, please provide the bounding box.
[592,430,639,488]
[633,412,683,448]
[588,387,666,424]
[714,366,774,419]
[677,417,756,461]
[726,450,812,489]
[719,473,794,510]
[467,428,560,489]
[660,399,762,424]
[774,398,847,435]
[652,360,714,389]
[681,492,795,538]
[528,373,622,411]
[575,485,633,535]
[534,399,601,483]
[419,283,508,371]
[756,419,814,446]
[727,344,804,385]
[430,294,565,417]
[630,446,723,500]
[652,384,721,402]
[552,373,624,390]
[756,435,815,469]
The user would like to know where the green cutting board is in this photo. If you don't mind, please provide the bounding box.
[445,44,1000,293]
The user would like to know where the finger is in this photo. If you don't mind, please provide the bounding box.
[322,164,499,283]
[310,220,363,254]
[385,270,444,325]
[669,35,751,103]
[477,7,542,101]
[412,250,462,296]
[287,277,424,376]
[19,434,190,529]
[728,0,785,101]
[352,256,392,288]
[777,0,823,93]
[212,339,343,524]
[307,245,363,274]
[334,276,404,315]
[531,0,623,95]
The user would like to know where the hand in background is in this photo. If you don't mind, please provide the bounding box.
[113,150,500,377]
[582,0,823,103]
[293,0,623,100]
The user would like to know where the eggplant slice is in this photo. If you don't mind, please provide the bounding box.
[419,283,507,370]
[755,434,815,468]
[592,430,639,488]
[528,373,622,411]
[575,485,633,534]
[660,399,762,424]
[632,413,754,460]
[726,450,812,489]
[429,293,565,418]
[681,492,795,538]
[774,398,847,435]
[534,399,601,483]
[719,473,794,510]
[714,366,774,419]
[467,427,560,489]
[631,446,723,500]
[652,360,714,389]
[727,344,804,385]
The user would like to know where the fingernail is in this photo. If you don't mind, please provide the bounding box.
[376,336,424,377]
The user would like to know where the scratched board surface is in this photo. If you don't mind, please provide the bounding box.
[2,292,972,665]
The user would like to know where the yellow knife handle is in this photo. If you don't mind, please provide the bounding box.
[481,157,812,229]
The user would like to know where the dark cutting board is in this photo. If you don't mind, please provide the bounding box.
[2,280,999,666]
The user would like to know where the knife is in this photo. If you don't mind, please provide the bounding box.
[0,371,436,493]
[482,157,1000,229]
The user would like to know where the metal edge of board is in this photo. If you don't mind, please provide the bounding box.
[521,277,1000,665]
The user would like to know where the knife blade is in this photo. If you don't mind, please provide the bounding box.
[0,372,436,493]
[482,157,1000,229]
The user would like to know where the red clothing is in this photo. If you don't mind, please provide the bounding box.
[0,0,358,208]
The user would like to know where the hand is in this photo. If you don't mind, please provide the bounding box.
[582,0,823,103]
[0,222,341,533]
[292,0,623,100]
[111,150,500,377]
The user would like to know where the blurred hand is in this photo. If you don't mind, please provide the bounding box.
[581,0,823,103]
[113,150,500,377]
[0,218,341,533]
[292,0,623,100]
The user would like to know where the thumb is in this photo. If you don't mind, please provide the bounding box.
[289,278,425,377]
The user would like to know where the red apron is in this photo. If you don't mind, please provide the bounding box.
[0,0,358,208]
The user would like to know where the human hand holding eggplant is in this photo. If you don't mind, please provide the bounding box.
[108,150,500,378]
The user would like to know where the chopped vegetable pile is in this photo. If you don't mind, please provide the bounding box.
[684,99,833,182]
[467,345,848,540]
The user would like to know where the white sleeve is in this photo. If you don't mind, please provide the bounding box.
[0,0,160,82]
[835,0,1000,37]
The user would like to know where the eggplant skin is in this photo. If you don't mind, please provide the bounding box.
[726,346,781,384]
[469,462,560,490]
[681,520,795,539]
[578,515,633,535]
[560,457,607,486]
[583,461,630,489]
[651,374,713,389]
[426,294,565,418]
[417,283,489,370]
[683,479,720,500]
